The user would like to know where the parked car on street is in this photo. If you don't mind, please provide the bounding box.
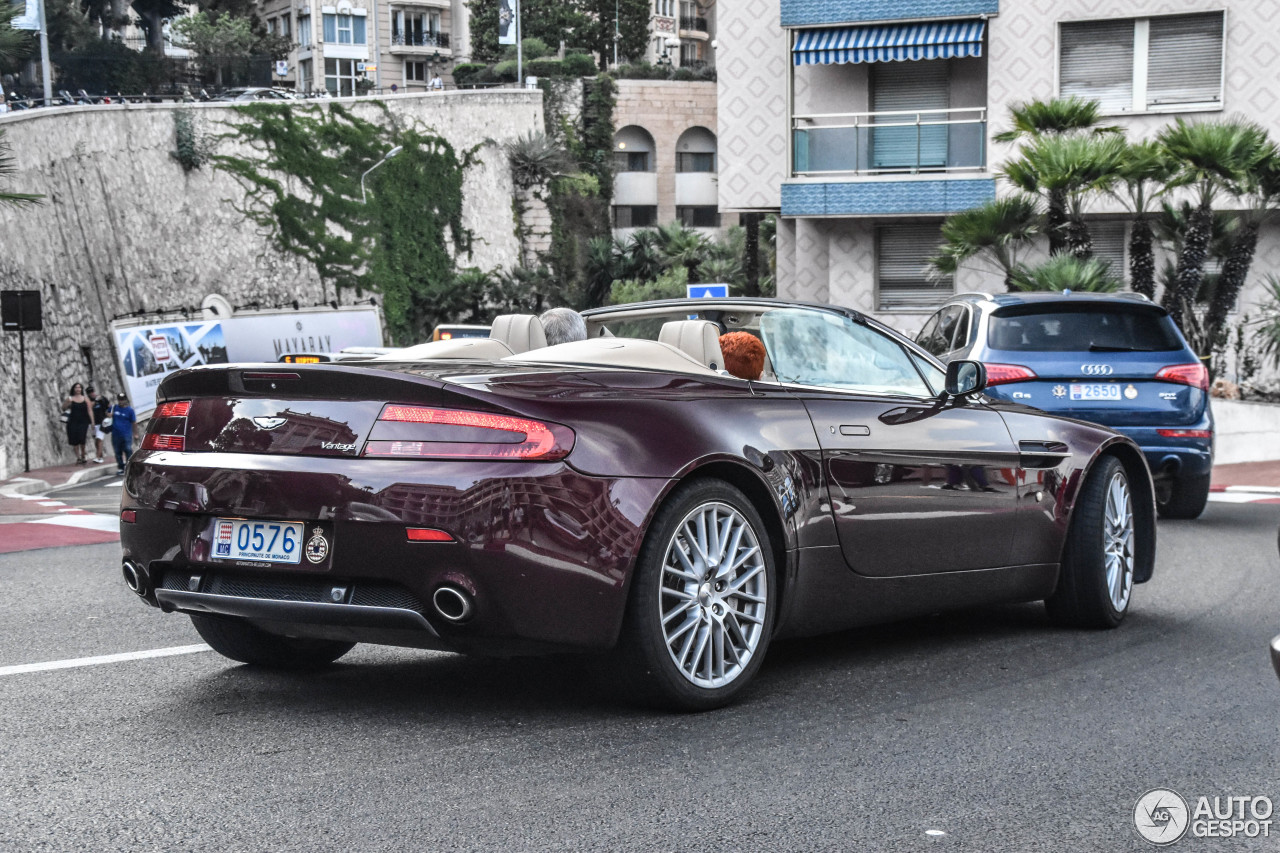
[120,298,1157,710]
[916,292,1212,519]
[214,88,298,102]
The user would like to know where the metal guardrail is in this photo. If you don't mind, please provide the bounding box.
[791,107,987,176]
[389,31,451,48]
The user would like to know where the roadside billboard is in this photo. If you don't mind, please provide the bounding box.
[113,306,383,414]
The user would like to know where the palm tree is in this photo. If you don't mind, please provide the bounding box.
[1002,133,1127,257]
[928,195,1040,290]
[0,131,42,208]
[1156,118,1265,332]
[654,221,710,281]
[0,3,33,66]
[1012,254,1122,293]
[1255,274,1280,369]
[994,96,1123,143]
[1108,140,1174,299]
[1205,138,1280,356]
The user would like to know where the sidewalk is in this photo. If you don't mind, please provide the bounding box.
[1210,460,1280,492]
[0,461,117,514]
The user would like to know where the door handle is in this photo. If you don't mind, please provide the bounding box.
[838,425,871,436]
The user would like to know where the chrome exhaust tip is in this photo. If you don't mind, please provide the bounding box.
[122,560,157,606]
[432,585,474,623]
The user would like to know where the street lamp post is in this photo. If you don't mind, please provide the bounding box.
[360,145,403,204]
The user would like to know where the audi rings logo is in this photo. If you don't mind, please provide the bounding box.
[1135,789,1190,845]
[1081,364,1114,376]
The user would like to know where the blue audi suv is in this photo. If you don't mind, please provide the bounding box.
[916,291,1213,518]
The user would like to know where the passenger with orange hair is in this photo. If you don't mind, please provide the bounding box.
[719,331,766,381]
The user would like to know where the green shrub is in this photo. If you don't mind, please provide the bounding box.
[451,63,486,84]
[526,58,564,78]
[671,67,695,81]
[562,52,597,77]
[522,37,551,60]
[492,60,519,81]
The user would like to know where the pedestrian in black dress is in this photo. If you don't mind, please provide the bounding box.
[62,382,94,465]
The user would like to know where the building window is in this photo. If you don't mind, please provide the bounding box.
[323,12,365,45]
[298,59,312,93]
[1060,12,1223,113]
[676,151,715,172]
[613,151,650,172]
[613,206,658,228]
[655,0,674,17]
[1089,221,1127,283]
[266,17,276,35]
[279,14,291,39]
[677,206,720,228]
[392,8,443,46]
[325,57,361,96]
[406,61,428,82]
[877,223,950,311]
[298,15,311,46]
[679,42,703,66]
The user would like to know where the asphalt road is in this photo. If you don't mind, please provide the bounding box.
[1,500,1277,852]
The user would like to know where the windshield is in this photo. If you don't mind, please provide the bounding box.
[761,308,933,397]
[987,305,1182,352]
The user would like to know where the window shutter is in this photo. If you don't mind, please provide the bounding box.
[872,61,949,170]
[878,223,950,311]
[1089,220,1127,283]
[1060,19,1134,112]
[1148,13,1223,106]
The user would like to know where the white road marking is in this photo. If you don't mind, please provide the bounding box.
[36,501,63,507]
[1208,492,1277,504]
[32,513,121,533]
[0,644,212,677]
[102,479,124,488]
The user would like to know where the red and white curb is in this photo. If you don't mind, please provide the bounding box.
[1208,486,1280,504]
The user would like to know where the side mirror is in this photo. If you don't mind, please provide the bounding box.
[945,360,987,398]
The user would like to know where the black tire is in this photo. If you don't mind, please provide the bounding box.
[610,479,776,712]
[1046,456,1135,629]
[1156,471,1211,520]
[190,614,355,668]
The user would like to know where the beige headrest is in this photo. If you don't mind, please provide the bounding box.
[658,320,725,372]
[489,314,548,354]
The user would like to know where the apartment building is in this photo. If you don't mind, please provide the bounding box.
[718,0,1279,336]
[647,0,717,68]
[257,0,471,94]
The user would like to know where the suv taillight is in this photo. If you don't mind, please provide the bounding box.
[142,400,190,451]
[362,405,574,461]
[1156,363,1209,391]
[983,363,1038,386]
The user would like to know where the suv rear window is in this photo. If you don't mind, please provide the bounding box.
[987,305,1182,352]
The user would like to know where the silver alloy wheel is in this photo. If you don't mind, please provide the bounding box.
[659,500,768,689]
[1103,470,1135,612]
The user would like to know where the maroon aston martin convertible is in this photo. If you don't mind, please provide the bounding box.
[119,299,1156,709]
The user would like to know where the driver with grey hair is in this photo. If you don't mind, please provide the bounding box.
[540,307,588,346]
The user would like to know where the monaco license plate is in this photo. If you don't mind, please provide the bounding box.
[213,518,304,564]
[1070,383,1121,401]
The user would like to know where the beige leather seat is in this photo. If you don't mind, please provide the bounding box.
[658,320,725,372]
[490,314,548,355]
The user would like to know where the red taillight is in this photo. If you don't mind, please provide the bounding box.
[1156,363,1209,391]
[984,363,1038,386]
[406,527,454,542]
[367,405,574,461]
[142,434,185,451]
[155,400,190,418]
[120,509,136,523]
[1157,429,1213,439]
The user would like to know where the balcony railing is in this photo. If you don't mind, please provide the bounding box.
[390,31,450,48]
[792,107,986,177]
[679,16,708,32]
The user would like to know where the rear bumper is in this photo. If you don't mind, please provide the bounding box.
[1109,426,1214,479]
[120,454,671,654]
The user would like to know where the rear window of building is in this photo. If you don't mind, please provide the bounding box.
[987,305,1182,352]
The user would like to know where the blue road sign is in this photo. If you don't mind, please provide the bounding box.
[687,284,729,299]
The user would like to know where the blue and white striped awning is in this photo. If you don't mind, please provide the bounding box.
[792,19,986,65]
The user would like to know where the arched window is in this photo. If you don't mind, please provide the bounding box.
[613,126,657,172]
[675,126,716,173]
